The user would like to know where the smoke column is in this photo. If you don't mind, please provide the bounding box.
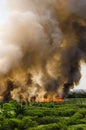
[0,0,86,102]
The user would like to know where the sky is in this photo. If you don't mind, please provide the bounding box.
[0,0,86,90]
[74,64,86,90]
[0,0,8,23]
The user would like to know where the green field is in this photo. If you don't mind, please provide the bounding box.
[0,98,86,130]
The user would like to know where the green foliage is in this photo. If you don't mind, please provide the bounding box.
[29,123,67,130]
[36,116,59,125]
[0,98,86,130]
[68,91,86,98]
[21,116,38,129]
[68,124,86,130]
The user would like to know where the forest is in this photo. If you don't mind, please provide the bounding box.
[0,96,86,130]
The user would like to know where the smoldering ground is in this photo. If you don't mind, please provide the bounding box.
[0,0,86,102]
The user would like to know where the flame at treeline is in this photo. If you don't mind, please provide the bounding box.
[0,0,86,102]
[30,95,64,102]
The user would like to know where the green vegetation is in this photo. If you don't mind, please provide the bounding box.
[0,98,86,130]
[67,90,86,98]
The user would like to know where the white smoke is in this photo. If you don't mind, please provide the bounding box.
[0,0,63,75]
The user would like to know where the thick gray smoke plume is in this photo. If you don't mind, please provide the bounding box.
[0,0,86,102]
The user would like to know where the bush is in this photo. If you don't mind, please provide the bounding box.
[21,116,38,129]
[36,116,59,125]
[57,109,76,117]
[68,125,85,130]
[29,123,67,130]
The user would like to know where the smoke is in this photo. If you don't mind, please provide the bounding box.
[0,0,86,102]
[67,0,86,17]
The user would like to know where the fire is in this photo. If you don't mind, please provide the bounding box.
[52,96,64,102]
[57,98,64,102]
[41,97,64,103]
[36,95,64,102]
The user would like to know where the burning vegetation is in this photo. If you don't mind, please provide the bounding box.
[0,0,86,102]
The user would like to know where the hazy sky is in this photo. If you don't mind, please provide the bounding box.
[0,0,86,90]
[0,0,8,23]
[74,64,86,90]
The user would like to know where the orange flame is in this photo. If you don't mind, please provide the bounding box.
[36,95,64,102]
[57,98,64,102]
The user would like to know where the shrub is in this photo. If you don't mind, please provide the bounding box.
[36,116,59,125]
[21,116,38,129]
[29,123,67,130]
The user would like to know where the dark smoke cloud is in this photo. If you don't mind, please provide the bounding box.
[0,0,86,102]
[68,0,86,17]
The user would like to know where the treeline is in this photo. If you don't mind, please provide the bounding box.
[67,90,86,98]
